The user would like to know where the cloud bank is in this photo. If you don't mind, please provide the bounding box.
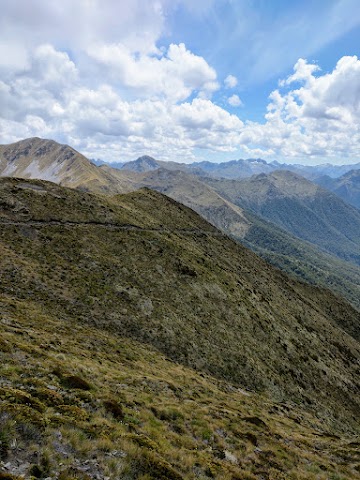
[0,0,359,163]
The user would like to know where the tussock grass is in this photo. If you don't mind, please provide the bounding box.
[0,297,359,479]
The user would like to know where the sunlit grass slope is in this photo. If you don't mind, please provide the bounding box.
[0,297,360,479]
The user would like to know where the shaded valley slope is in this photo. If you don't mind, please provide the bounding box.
[316,169,360,209]
[204,171,360,266]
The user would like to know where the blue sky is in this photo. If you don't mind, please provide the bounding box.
[0,0,359,164]
[166,0,360,118]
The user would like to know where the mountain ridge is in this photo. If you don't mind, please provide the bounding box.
[203,170,360,266]
[315,169,360,209]
[105,166,360,310]
[3,137,360,182]
[99,152,360,179]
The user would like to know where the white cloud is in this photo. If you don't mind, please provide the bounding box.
[1,49,360,162]
[242,56,360,159]
[228,94,243,107]
[0,39,241,161]
[88,42,218,101]
[224,74,238,88]
[280,58,320,87]
[0,0,359,164]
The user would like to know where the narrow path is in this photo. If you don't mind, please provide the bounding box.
[0,218,224,236]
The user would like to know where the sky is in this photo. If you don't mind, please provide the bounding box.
[0,0,359,164]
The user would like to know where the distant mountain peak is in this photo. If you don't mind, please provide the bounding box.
[121,155,159,172]
[136,155,157,163]
[0,137,110,189]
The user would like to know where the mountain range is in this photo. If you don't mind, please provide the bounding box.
[94,154,360,180]
[315,169,360,209]
[203,171,360,266]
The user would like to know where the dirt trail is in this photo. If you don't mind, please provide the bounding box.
[0,219,224,236]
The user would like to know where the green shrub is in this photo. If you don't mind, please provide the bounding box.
[103,399,124,420]
[61,375,92,391]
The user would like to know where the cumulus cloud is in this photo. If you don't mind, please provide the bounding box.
[280,58,320,87]
[243,56,360,159]
[87,42,218,101]
[0,41,241,161]
[224,74,238,88]
[1,48,360,162]
[228,95,243,107]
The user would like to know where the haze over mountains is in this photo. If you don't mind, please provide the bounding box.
[94,154,360,180]
[315,169,360,209]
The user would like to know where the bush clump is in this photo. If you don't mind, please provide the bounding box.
[103,399,124,420]
[61,375,92,391]
[132,450,184,480]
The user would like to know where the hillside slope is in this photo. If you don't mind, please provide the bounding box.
[316,169,360,209]
[2,297,360,479]
[2,138,360,310]
[105,167,360,311]
[116,167,253,239]
[204,171,360,266]
[0,177,359,436]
